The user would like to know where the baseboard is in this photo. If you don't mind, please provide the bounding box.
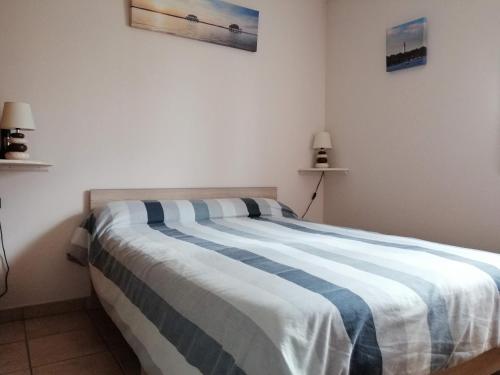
[0,295,101,323]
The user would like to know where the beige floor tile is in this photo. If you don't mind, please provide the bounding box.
[25,311,93,339]
[0,321,25,345]
[28,329,107,367]
[0,342,29,374]
[32,351,123,375]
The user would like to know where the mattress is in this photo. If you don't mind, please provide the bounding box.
[70,198,500,375]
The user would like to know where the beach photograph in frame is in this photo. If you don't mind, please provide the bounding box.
[131,0,260,52]
[386,17,427,72]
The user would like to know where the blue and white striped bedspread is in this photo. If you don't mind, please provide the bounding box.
[70,198,500,375]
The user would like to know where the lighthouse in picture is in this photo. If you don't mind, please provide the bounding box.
[387,17,427,72]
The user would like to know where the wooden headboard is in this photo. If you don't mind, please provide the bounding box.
[89,187,277,210]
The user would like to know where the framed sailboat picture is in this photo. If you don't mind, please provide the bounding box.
[131,0,260,52]
[386,17,427,72]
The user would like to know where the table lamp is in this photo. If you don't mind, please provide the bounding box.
[312,131,333,168]
[0,102,36,160]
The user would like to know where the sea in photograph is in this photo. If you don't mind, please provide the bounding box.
[131,4,258,52]
[387,56,426,72]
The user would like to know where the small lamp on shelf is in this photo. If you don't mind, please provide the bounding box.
[312,131,332,168]
[0,102,36,160]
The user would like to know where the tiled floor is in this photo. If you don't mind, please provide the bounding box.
[0,309,141,375]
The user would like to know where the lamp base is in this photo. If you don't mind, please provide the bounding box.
[315,163,330,168]
[5,152,30,160]
[315,148,330,169]
[4,131,30,160]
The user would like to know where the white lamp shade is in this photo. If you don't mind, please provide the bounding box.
[312,131,332,149]
[0,102,36,130]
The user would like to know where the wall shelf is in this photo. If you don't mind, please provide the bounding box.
[0,159,53,170]
[298,168,349,174]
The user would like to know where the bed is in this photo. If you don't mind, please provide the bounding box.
[69,187,500,375]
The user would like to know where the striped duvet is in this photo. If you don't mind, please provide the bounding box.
[69,198,500,375]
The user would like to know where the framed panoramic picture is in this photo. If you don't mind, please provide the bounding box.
[386,17,427,72]
[131,0,260,52]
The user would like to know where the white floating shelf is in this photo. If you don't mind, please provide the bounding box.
[298,168,349,173]
[0,159,53,170]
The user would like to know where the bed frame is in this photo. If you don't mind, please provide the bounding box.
[437,348,500,375]
[89,187,500,375]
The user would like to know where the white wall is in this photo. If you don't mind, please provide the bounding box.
[0,0,327,309]
[325,0,500,251]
